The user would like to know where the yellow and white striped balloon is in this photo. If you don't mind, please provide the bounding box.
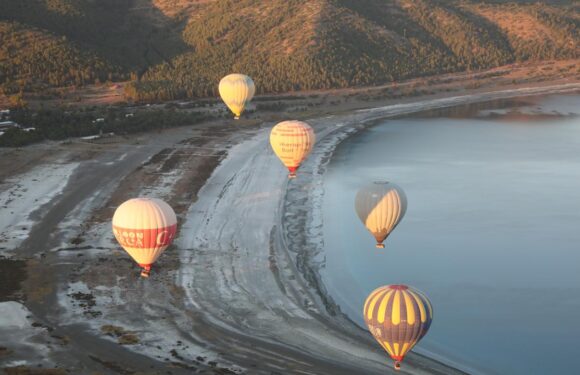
[219,74,255,119]
[269,120,315,178]
[363,285,433,371]
[355,181,407,248]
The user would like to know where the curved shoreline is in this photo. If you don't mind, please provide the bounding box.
[2,82,578,373]
[174,84,580,374]
[277,82,580,373]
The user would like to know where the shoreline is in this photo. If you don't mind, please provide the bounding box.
[0,81,578,373]
[277,82,580,374]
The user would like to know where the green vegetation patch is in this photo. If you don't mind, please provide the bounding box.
[0,107,207,147]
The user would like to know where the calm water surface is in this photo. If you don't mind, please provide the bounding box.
[321,95,580,375]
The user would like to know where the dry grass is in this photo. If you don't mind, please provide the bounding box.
[24,259,55,303]
[100,325,140,345]
[2,368,67,375]
[263,1,323,55]
[149,0,217,20]
[0,346,12,357]
[473,5,555,44]
[117,334,140,345]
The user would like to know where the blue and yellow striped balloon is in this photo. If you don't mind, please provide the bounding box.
[363,285,433,371]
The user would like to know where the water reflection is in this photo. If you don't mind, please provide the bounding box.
[403,95,579,121]
[322,94,580,375]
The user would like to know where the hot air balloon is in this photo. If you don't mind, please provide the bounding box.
[270,120,315,179]
[219,74,255,119]
[112,198,177,277]
[363,285,433,371]
[355,181,407,248]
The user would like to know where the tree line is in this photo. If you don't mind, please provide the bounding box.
[0,107,207,147]
[0,0,577,102]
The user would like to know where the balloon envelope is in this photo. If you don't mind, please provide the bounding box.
[112,198,177,276]
[219,74,255,119]
[354,181,407,248]
[270,120,315,178]
[363,285,433,370]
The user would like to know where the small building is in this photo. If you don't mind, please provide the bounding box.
[0,121,20,131]
[0,109,9,121]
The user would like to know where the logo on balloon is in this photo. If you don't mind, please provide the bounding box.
[112,225,177,248]
[156,230,174,246]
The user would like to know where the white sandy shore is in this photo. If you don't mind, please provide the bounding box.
[2,82,579,373]
[0,161,79,255]
[0,302,55,368]
[174,82,580,374]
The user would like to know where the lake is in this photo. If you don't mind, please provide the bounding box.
[321,94,580,374]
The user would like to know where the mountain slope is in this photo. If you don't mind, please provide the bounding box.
[0,0,187,73]
[0,0,577,101]
[132,0,577,101]
[0,21,121,94]
[467,2,578,60]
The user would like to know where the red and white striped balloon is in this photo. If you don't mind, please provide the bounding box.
[112,198,177,277]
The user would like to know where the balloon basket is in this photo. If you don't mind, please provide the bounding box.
[288,167,298,179]
[394,361,401,371]
[139,264,152,278]
[376,243,385,249]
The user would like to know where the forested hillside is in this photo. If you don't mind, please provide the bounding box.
[0,0,577,102]
[0,21,121,94]
[0,0,186,94]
